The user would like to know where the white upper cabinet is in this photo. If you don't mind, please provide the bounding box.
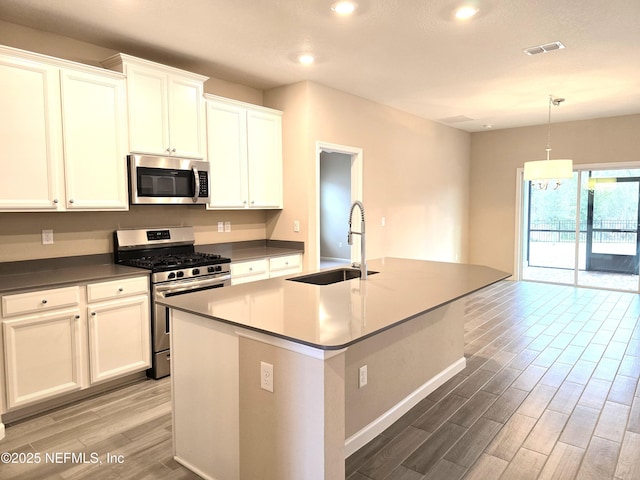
[60,69,128,210]
[103,54,207,159]
[247,108,283,209]
[205,95,283,209]
[0,45,129,212]
[0,52,63,210]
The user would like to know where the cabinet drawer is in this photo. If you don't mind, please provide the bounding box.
[2,286,80,317]
[87,276,149,303]
[231,259,268,279]
[269,254,301,273]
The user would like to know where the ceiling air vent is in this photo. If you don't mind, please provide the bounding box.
[523,41,565,56]
[438,115,475,124]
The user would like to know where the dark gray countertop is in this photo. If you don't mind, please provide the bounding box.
[0,240,303,294]
[157,257,510,350]
[0,254,148,294]
[196,239,304,262]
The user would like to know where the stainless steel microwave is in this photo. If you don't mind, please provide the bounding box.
[128,154,210,205]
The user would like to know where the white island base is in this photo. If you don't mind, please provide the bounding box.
[170,300,465,480]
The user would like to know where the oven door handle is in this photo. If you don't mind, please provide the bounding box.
[191,165,200,203]
[155,275,231,298]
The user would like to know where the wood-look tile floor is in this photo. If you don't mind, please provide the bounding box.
[347,280,640,480]
[2,280,640,479]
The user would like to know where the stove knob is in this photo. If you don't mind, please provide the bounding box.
[168,272,176,279]
[215,265,222,272]
[193,268,200,275]
[208,266,216,273]
[177,271,185,278]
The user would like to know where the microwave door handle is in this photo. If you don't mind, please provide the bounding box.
[191,166,199,203]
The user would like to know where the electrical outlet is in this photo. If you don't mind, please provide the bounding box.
[359,365,368,388]
[217,221,224,232]
[224,221,231,232]
[261,361,274,392]
[294,220,300,232]
[42,229,54,245]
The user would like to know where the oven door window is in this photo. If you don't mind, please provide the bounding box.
[137,167,195,197]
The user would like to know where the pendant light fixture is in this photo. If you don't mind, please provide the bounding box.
[523,95,573,190]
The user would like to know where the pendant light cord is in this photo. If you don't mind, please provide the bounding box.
[546,95,552,161]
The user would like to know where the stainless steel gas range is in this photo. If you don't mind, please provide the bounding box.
[114,226,231,379]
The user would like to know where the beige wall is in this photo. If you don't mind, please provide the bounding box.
[265,82,471,270]
[469,114,640,275]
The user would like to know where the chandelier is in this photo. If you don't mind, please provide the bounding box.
[523,95,573,190]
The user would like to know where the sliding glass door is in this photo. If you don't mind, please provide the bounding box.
[521,166,640,292]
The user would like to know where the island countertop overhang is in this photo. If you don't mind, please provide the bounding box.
[156,257,510,350]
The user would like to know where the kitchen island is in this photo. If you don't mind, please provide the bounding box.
[157,257,509,480]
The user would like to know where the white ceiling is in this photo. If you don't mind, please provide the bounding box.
[1,0,639,132]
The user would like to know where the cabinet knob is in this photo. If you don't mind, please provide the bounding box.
[171,148,176,153]
[91,312,96,316]
[166,148,171,153]
[41,299,48,304]
[243,200,247,205]
[69,199,74,204]
[53,199,59,204]
[75,315,80,319]
[118,287,124,292]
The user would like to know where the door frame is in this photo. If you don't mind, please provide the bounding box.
[585,175,640,275]
[515,160,640,290]
[315,141,363,270]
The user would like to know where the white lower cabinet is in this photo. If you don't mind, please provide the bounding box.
[230,259,269,285]
[231,254,302,285]
[269,254,302,278]
[1,276,150,412]
[3,308,84,409]
[88,295,150,384]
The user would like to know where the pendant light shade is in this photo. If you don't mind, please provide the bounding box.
[523,159,573,181]
[523,95,573,190]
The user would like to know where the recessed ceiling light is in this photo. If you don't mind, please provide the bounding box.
[331,1,357,15]
[454,5,479,19]
[298,54,315,65]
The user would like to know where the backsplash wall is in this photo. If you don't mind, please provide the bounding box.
[0,208,268,262]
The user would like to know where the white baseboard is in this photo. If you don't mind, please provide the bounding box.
[344,356,466,457]
[174,456,218,480]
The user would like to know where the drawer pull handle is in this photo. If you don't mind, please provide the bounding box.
[41,299,48,304]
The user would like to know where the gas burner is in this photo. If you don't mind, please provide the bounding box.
[123,253,228,272]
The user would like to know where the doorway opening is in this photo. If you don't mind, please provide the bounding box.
[519,164,640,292]
[316,142,363,270]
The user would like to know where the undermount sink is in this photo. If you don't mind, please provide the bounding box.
[287,268,378,285]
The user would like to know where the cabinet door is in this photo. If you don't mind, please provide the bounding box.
[87,295,150,384]
[60,69,129,210]
[3,310,83,409]
[125,64,170,156]
[168,75,206,159]
[247,110,283,208]
[269,254,302,278]
[230,259,269,285]
[206,100,248,208]
[0,54,63,210]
